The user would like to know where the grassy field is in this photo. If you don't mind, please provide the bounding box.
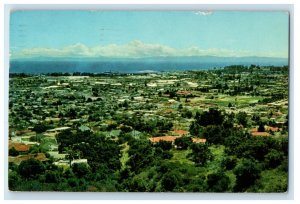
[191,94,264,108]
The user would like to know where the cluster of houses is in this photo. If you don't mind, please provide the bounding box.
[9,67,288,168]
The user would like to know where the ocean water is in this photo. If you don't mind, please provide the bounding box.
[9,57,288,74]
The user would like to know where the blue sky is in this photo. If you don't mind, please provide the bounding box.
[10,11,289,59]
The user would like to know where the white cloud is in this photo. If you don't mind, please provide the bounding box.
[10,40,288,59]
[194,11,213,16]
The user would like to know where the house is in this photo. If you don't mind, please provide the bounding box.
[250,128,270,136]
[149,136,180,143]
[53,160,70,168]
[174,130,188,136]
[9,153,49,165]
[186,81,198,88]
[48,151,67,160]
[265,126,282,132]
[9,141,31,154]
[46,127,71,136]
[251,132,270,137]
[176,90,191,96]
[133,96,144,101]
[71,159,88,166]
[147,83,157,87]
[192,138,207,143]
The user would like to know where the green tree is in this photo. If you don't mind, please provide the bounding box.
[189,143,212,166]
[233,159,261,192]
[67,108,77,119]
[264,149,284,169]
[127,140,154,173]
[86,98,93,103]
[18,158,45,179]
[182,109,193,118]
[202,125,223,144]
[154,147,173,160]
[120,125,132,133]
[189,121,201,137]
[161,171,182,191]
[154,140,173,151]
[9,147,19,156]
[126,176,148,192]
[45,170,60,183]
[169,90,176,99]
[56,129,75,153]
[236,112,248,127]
[197,108,224,127]
[178,104,183,110]
[33,123,48,133]
[221,155,237,170]
[207,171,230,192]
[174,136,192,150]
[258,122,265,132]
[8,171,21,190]
[72,163,90,178]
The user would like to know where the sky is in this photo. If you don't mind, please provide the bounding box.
[10,11,289,59]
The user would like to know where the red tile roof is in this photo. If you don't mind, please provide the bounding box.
[9,142,31,152]
[174,130,188,136]
[265,126,282,132]
[251,132,270,137]
[192,138,207,143]
[149,136,180,143]
[176,90,191,95]
[149,136,207,144]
